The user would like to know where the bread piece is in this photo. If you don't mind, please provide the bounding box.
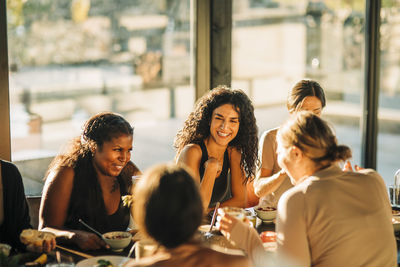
[20,229,55,246]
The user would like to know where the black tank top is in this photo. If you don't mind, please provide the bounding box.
[65,175,130,234]
[199,141,232,207]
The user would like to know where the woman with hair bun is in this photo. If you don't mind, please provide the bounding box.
[39,112,141,250]
[218,112,396,267]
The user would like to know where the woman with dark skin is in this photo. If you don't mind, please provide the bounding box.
[174,86,258,210]
[39,112,141,250]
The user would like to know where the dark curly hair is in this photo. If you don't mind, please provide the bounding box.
[45,112,138,232]
[174,85,258,183]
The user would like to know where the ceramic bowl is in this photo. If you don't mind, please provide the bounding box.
[102,231,132,251]
[254,206,277,221]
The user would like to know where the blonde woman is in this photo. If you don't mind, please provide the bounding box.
[219,112,396,267]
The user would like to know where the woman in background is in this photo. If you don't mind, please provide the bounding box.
[124,164,250,267]
[219,112,396,266]
[250,79,326,208]
[39,112,141,250]
[174,86,258,210]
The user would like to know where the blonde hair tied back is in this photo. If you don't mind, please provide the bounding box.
[279,111,352,166]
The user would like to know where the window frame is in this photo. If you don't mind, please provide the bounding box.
[0,0,381,169]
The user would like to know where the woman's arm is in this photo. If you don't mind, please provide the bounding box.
[219,147,246,208]
[39,167,107,250]
[253,130,286,197]
[176,144,220,210]
[254,169,286,197]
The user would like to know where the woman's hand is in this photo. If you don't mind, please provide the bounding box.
[204,157,222,177]
[71,230,109,251]
[26,237,56,253]
[343,161,363,172]
[216,213,238,240]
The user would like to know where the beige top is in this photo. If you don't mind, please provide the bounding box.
[258,128,292,207]
[122,243,251,267]
[276,165,397,267]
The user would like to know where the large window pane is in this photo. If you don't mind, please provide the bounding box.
[232,0,366,180]
[378,3,400,186]
[7,0,195,195]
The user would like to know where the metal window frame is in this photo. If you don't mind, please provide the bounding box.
[0,0,382,169]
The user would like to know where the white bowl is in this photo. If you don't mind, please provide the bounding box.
[255,207,277,221]
[392,217,400,232]
[102,231,132,251]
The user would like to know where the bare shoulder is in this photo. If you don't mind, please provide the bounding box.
[261,127,279,143]
[44,166,75,190]
[177,144,202,163]
[228,147,241,161]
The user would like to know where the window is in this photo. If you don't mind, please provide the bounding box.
[232,0,372,181]
[377,2,400,186]
[7,0,195,195]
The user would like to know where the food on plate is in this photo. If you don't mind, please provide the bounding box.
[96,259,115,267]
[33,254,47,265]
[122,195,134,207]
[20,229,55,246]
[259,231,277,243]
[201,233,238,249]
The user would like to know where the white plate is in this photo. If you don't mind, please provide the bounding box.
[210,244,245,256]
[198,224,219,233]
[76,255,130,267]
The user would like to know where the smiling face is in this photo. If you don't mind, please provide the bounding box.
[92,134,133,178]
[298,96,323,116]
[208,104,240,147]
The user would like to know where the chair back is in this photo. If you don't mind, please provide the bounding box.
[26,196,41,229]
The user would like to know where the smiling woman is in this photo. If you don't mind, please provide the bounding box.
[38,112,141,251]
[174,86,258,210]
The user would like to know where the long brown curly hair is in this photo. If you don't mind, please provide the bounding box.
[174,86,258,183]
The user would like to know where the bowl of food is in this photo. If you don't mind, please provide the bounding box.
[102,231,132,252]
[392,217,400,232]
[0,243,11,256]
[255,206,277,221]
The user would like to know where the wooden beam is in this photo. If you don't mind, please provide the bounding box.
[210,0,232,89]
[0,0,11,161]
[195,0,211,100]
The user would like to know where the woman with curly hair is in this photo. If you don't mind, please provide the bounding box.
[39,112,141,250]
[174,86,258,210]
